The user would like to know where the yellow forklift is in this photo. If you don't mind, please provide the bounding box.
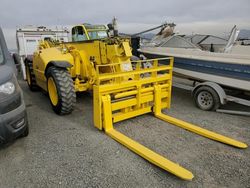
[25,18,247,180]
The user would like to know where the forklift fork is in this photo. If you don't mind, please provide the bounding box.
[93,57,247,180]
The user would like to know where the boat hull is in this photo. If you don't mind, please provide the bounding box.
[141,52,250,92]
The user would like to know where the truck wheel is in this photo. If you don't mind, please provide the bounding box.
[25,59,38,91]
[46,67,76,115]
[194,86,220,111]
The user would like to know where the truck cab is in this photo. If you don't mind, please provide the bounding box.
[72,24,108,42]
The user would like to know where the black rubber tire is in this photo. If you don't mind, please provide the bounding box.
[194,86,221,111]
[46,67,76,115]
[25,58,39,91]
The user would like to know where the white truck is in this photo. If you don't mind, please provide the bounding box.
[16,26,69,79]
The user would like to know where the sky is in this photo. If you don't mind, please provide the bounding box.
[0,0,250,49]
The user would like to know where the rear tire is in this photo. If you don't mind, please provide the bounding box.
[46,67,76,115]
[194,86,221,111]
[25,59,39,91]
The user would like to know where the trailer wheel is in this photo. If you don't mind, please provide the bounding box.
[25,59,39,91]
[46,67,76,115]
[194,86,220,111]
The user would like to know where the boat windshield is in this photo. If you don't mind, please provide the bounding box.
[0,45,3,64]
[160,36,198,49]
[183,35,228,52]
[184,35,227,45]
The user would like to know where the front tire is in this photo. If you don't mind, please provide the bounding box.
[46,67,76,115]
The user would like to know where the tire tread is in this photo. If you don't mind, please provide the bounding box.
[47,67,76,115]
[25,59,39,91]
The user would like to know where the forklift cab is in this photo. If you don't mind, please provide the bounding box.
[72,24,108,42]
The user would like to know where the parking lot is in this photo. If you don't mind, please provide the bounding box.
[0,78,250,188]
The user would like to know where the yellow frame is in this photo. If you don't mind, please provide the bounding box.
[93,57,247,180]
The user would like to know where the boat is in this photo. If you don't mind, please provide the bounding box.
[138,25,250,92]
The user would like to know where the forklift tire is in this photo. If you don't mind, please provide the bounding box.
[46,67,76,115]
[194,86,220,111]
[25,59,39,91]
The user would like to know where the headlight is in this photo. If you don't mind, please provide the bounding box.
[0,82,15,94]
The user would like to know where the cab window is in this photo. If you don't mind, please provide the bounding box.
[88,31,108,40]
[72,26,87,42]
